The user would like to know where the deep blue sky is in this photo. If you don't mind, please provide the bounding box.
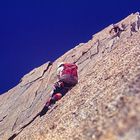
[0,0,140,94]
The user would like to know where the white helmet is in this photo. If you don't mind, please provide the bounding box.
[57,62,65,69]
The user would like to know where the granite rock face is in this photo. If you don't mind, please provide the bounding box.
[0,13,140,140]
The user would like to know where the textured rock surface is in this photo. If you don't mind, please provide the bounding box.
[0,12,140,140]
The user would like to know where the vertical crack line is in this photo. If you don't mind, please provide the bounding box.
[22,61,53,86]
[12,117,18,131]
[0,115,7,122]
[8,134,17,140]
[90,40,100,59]
[44,62,54,91]
[8,62,53,140]
[75,40,100,65]
[8,112,40,140]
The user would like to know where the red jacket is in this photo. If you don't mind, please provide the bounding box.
[57,63,78,85]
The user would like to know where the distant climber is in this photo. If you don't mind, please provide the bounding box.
[109,25,125,38]
[40,62,78,116]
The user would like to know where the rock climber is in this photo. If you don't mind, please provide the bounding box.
[40,62,78,116]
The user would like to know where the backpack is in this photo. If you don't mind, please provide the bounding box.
[60,63,78,85]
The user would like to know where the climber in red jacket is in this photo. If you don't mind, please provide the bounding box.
[40,62,78,116]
